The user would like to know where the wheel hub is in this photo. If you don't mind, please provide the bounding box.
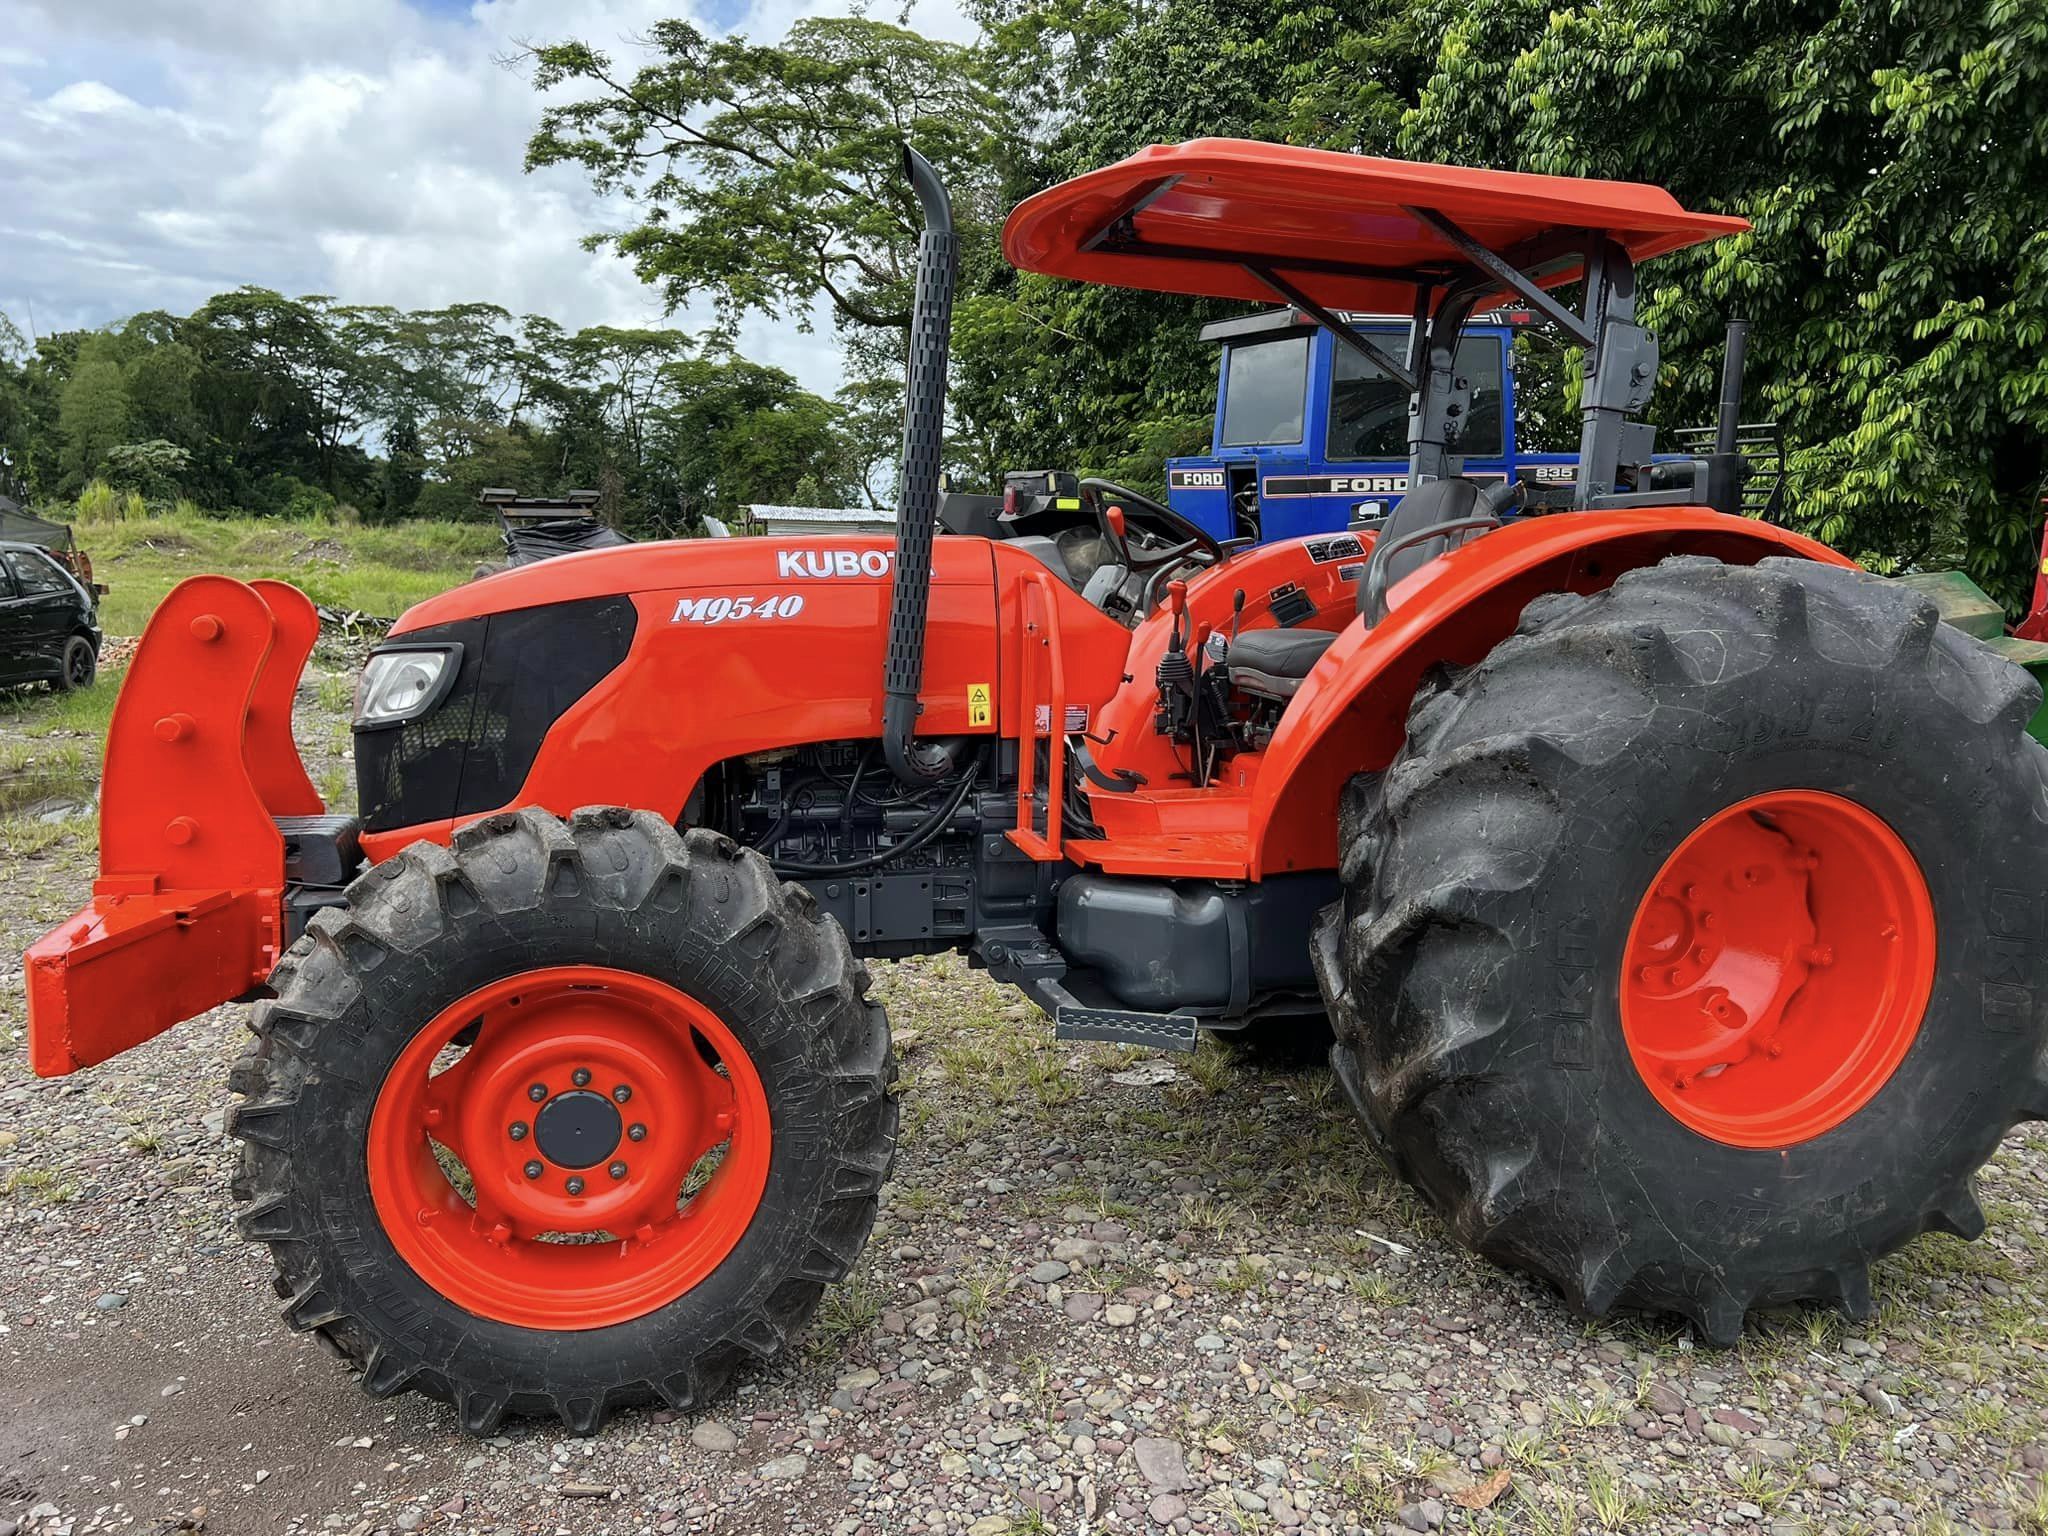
[365,967,772,1330]
[531,1088,623,1169]
[1619,790,1935,1148]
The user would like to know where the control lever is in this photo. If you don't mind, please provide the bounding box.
[1228,587,1246,645]
[1154,580,1196,740]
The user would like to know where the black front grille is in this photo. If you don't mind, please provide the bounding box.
[355,597,637,834]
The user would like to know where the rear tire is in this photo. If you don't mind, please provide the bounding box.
[55,634,95,692]
[1313,556,2048,1342]
[229,808,896,1434]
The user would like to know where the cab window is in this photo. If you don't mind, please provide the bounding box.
[1220,336,1309,447]
[1328,334,1504,460]
[3,550,67,597]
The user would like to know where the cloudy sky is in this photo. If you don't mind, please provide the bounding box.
[0,0,979,396]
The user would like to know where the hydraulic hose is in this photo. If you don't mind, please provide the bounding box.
[771,763,981,877]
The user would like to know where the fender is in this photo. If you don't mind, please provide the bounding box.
[1246,507,1853,877]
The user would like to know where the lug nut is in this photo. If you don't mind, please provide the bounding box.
[527,1083,548,1103]
[609,1162,628,1180]
[627,1123,647,1142]
[565,1176,585,1196]
[509,1122,528,1141]
[612,1085,632,1104]
[524,1161,543,1179]
[572,1067,592,1087]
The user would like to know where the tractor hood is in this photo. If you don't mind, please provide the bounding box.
[359,534,1002,860]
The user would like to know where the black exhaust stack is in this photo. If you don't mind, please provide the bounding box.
[1715,316,1750,457]
[1701,316,1751,516]
[883,146,959,789]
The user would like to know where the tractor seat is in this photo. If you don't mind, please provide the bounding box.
[1227,626,1340,700]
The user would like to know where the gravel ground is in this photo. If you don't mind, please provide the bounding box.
[6,657,2048,1536]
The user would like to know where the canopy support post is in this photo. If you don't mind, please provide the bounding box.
[1404,206,1596,348]
[1243,264,1417,393]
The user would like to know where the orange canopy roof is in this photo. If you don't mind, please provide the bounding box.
[1001,139,1748,312]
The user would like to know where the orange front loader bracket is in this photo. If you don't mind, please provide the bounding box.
[25,576,321,1077]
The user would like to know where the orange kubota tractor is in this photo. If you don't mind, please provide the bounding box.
[27,142,2048,1435]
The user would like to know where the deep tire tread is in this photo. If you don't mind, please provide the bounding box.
[229,808,897,1435]
[1321,554,2048,1344]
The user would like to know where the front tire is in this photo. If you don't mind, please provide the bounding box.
[1313,556,2048,1342]
[228,808,896,1434]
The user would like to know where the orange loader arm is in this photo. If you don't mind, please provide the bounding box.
[25,576,324,1077]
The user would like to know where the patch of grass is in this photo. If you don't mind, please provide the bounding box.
[2018,1479,2048,1533]
[0,681,118,746]
[807,1261,887,1355]
[1731,1464,1798,1515]
[1510,1485,1582,1536]
[957,1269,1000,1322]
[1955,1397,2008,1438]
[1180,1039,1242,1098]
[0,810,95,860]
[1348,1270,1413,1308]
[1585,1463,1651,1531]
[1178,1193,1244,1237]
[1504,1428,1561,1474]
[3,1166,78,1205]
[315,672,356,714]
[1213,1256,1272,1297]
[84,510,496,635]
[1555,1392,1625,1431]
[934,1033,1080,1118]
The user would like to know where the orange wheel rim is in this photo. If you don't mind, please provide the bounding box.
[1619,790,1935,1149]
[367,966,771,1329]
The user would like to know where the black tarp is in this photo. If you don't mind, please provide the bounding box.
[0,497,75,552]
[501,516,633,567]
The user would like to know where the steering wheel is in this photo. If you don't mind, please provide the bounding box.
[1078,479,1225,595]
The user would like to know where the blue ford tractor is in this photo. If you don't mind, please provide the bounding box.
[1166,307,1782,543]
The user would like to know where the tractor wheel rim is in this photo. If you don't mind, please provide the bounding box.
[367,965,771,1330]
[1619,790,1935,1149]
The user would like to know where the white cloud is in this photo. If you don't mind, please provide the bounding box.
[40,79,141,115]
[0,0,979,397]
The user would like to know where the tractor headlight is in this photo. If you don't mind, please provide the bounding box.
[354,645,462,729]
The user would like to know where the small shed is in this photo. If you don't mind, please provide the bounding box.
[747,504,896,537]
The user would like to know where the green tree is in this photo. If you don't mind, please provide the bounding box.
[100,439,192,500]
[56,336,132,489]
[525,19,1003,343]
[1400,0,2048,605]
[956,0,1421,491]
[646,353,856,529]
[381,408,425,521]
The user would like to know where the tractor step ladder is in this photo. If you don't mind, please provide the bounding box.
[976,924,1202,1053]
[1053,1006,1200,1053]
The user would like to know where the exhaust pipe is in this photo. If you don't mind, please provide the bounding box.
[883,146,959,789]
[1715,316,1749,456]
